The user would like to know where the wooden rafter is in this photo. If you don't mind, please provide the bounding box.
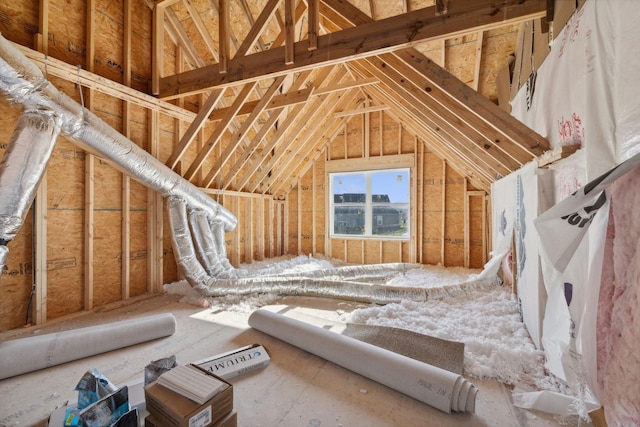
[234,66,335,191]
[159,0,546,98]
[201,75,287,188]
[220,70,314,189]
[184,82,257,181]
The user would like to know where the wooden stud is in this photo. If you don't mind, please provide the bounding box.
[152,2,165,95]
[121,0,133,301]
[464,180,469,268]
[16,45,199,122]
[219,0,230,74]
[285,0,296,65]
[185,83,257,182]
[33,0,50,325]
[441,159,446,266]
[147,110,160,292]
[34,178,47,325]
[84,0,96,311]
[308,0,319,51]
[245,198,253,263]
[472,31,484,91]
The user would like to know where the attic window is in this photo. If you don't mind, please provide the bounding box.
[329,169,410,239]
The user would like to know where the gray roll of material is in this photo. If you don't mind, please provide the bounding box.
[248,309,477,414]
[0,313,177,380]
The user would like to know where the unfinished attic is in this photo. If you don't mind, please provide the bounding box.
[1,0,639,425]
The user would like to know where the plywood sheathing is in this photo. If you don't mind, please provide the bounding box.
[0,0,550,330]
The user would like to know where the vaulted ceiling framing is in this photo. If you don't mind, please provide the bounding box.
[150,0,550,195]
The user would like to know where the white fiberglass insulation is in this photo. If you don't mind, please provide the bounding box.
[597,164,640,425]
[165,255,578,420]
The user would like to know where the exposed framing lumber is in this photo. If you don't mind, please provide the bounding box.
[159,0,546,98]
[15,44,198,122]
[472,31,484,91]
[350,61,500,184]
[181,0,219,61]
[84,0,96,311]
[165,89,225,170]
[308,0,319,51]
[269,90,362,196]
[219,0,230,73]
[334,104,389,118]
[184,82,257,181]
[122,0,133,301]
[235,0,280,58]
[208,86,312,120]
[285,0,296,64]
[246,66,340,193]
[202,76,287,188]
[33,0,50,325]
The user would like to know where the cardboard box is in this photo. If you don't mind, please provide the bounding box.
[145,410,237,427]
[194,344,270,380]
[144,367,233,427]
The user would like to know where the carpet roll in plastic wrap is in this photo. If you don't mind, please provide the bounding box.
[248,309,477,414]
[0,313,177,380]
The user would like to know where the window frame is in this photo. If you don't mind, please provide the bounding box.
[328,161,412,241]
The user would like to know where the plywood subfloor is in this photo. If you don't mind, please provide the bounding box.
[0,294,581,427]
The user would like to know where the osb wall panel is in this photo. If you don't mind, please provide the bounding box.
[421,149,443,265]
[346,116,362,159]
[382,112,400,156]
[469,195,484,268]
[329,126,346,160]
[286,112,484,269]
[313,161,326,255]
[0,103,34,331]
[129,210,148,296]
[444,170,465,267]
[287,187,299,256]
[46,208,84,319]
[363,240,379,264]
[94,211,123,306]
[346,240,362,264]
[0,2,38,48]
[130,0,152,93]
[369,111,382,157]
[94,0,125,84]
[299,172,314,255]
[48,0,87,69]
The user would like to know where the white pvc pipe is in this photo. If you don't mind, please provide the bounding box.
[248,309,477,414]
[0,313,176,380]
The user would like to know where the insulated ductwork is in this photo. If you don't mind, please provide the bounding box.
[0,111,61,273]
[0,34,236,278]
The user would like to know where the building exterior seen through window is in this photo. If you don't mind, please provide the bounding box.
[330,169,410,239]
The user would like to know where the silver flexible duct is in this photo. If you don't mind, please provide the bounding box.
[0,34,237,278]
[168,196,236,280]
[0,111,61,272]
[197,275,497,304]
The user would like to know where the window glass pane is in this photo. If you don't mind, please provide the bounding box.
[333,206,365,235]
[371,170,409,204]
[372,205,409,237]
[332,173,366,203]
